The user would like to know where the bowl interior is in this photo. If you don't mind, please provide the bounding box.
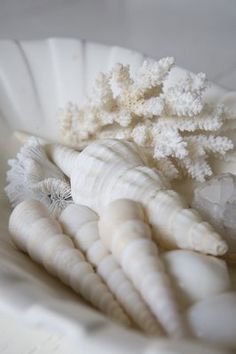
[0,38,236,354]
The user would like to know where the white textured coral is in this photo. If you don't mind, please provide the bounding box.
[59,57,234,181]
[5,138,72,216]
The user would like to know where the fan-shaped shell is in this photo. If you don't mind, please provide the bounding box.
[1,38,236,354]
[0,38,150,354]
[0,39,146,143]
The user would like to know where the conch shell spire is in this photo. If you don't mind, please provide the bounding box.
[46,144,78,177]
[9,199,130,326]
[47,139,228,256]
[59,203,162,335]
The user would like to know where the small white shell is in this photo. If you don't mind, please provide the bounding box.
[163,250,231,309]
[9,199,130,326]
[187,292,236,349]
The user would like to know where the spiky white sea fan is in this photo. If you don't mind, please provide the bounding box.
[5,137,72,216]
[59,57,234,181]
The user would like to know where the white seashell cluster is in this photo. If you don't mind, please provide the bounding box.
[6,136,236,348]
[47,138,228,256]
[59,203,163,335]
[59,58,234,181]
[9,199,130,326]
[98,199,187,338]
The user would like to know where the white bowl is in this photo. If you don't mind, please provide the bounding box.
[0,38,235,354]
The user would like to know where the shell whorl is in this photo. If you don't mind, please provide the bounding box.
[98,199,188,338]
[46,143,79,177]
[47,138,227,256]
[9,199,49,251]
[59,203,162,335]
[147,190,228,255]
[9,199,130,326]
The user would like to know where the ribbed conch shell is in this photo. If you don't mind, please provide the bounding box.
[59,203,162,335]
[47,138,228,256]
[98,198,188,338]
[8,199,130,326]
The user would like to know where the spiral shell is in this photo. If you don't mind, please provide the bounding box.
[47,139,228,256]
[59,203,162,335]
[98,198,188,338]
[8,199,130,326]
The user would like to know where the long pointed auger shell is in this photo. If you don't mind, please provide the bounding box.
[47,139,228,256]
[59,203,162,335]
[8,199,130,326]
[98,198,188,338]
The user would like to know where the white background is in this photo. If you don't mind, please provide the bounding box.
[0,0,235,90]
[0,1,235,353]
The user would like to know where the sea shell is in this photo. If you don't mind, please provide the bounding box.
[59,203,162,335]
[163,250,231,309]
[98,198,188,338]
[187,292,236,349]
[47,138,228,256]
[1,38,236,354]
[8,199,130,326]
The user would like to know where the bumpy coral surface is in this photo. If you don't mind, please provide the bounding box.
[5,137,72,216]
[59,57,234,181]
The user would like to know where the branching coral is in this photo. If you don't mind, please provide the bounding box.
[59,57,234,181]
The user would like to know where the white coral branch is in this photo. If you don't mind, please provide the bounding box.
[59,57,234,181]
[135,57,175,93]
[162,71,207,116]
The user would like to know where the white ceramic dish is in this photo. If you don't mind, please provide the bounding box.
[0,38,235,354]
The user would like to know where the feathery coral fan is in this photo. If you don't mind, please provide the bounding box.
[5,137,72,216]
[59,57,234,181]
